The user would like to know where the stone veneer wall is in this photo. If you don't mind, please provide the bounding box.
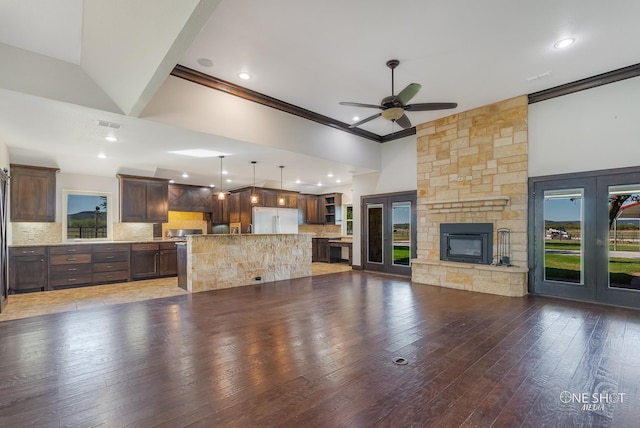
[187,234,312,293]
[412,96,529,297]
[11,222,62,245]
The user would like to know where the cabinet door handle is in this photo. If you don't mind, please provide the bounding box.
[67,268,77,271]
[107,265,113,269]
[67,249,77,252]
[68,278,76,282]
[23,250,35,254]
[105,256,115,259]
[67,257,77,261]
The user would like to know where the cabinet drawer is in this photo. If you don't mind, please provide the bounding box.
[92,243,130,253]
[132,243,159,251]
[93,252,130,263]
[159,242,178,250]
[92,271,129,283]
[50,245,92,255]
[93,261,129,273]
[10,246,46,257]
[50,264,92,275]
[50,254,92,265]
[50,274,93,287]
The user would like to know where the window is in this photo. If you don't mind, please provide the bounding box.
[62,190,113,241]
[343,204,353,236]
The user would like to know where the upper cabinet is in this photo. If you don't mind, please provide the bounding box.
[10,164,59,222]
[168,184,214,212]
[118,175,169,223]
[322,193,343,224]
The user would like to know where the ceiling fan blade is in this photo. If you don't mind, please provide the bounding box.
[349,112,382,128]
[339,101,383,109]
[395,114,412,129]
[395,83,422,105]
[405,102,458,111]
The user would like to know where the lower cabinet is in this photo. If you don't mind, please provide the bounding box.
[49,245,93,289]
[131,242,178,279]
[92,243,130,284]
[312,238,330,263]
[9,246,48,292]
[9,241,178,293]
[131,243,160,279]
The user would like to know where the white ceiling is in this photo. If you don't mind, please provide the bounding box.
[1,0,639,191]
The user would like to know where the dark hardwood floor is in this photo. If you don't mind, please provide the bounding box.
[1,271,639,427]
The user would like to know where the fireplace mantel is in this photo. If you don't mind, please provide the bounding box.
[423,196,510,213]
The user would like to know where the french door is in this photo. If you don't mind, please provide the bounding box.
[530,168,640,308]
[362,191,416,276]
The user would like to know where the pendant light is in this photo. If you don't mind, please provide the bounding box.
[278,165,285,206]
[218,155,225,200]
[250,161,258,204]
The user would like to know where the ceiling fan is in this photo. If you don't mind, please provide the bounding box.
[339,59,457,129]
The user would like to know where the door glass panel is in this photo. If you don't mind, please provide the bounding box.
[543,189,583,284]
[608,184,640,290]
[367,204,383,264]
[392,202,411,266]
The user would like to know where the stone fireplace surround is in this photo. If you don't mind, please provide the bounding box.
[411,96,529,297]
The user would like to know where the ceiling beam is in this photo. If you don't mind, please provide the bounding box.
[171,65,394,143]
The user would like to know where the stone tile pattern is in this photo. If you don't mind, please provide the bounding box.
[113,222,154,241]
[187,234,312,293]
[412,96,529,297]
[11,222,62,245]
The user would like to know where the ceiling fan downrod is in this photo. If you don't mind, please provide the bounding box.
[386,59,399,96]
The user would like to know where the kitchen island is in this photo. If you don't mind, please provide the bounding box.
[179,234,312,293]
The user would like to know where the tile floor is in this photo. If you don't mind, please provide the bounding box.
[0,262,352,322]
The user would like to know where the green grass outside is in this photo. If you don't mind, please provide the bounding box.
[393,246,410,266]
[545,240,640,252]
[545,253,640,288]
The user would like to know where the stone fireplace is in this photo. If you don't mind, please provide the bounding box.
[411,96,529,297]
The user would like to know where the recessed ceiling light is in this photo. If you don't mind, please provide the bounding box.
[295,179,301,184]
[169,149,229,158]
[327,173,333,177]
[209,184,215,188]
[336,179,341,183]
[197,58,213,67]
[169,179,175,184]
[226,179,232,183]
[182,173,189,178]
[238,72,252,80]
[353,116,359,121]
[105,136,118,142]
[317,182,322,186]
[554,38,575,49]
[222,170,228,175]
[97,153,106,159]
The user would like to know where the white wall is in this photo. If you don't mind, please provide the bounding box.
[529,75,640,177]
[350,135,417,266]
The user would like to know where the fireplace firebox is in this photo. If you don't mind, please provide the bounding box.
[440,223,493,265]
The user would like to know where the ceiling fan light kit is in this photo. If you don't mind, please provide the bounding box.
[340,59,457,130]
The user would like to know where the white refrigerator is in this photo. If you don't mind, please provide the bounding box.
[252,207,299,234]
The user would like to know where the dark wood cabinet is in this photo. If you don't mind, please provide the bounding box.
[260,189,278,207]
[312,238,330,262]
[130,243,160,279]
[131,242,177,279]
[9,246,48,292]
[49,245,92,289]
[322,193,342,224]
[212,197,229,224]
[168,184,214,212]
[159,242,178,276]
[92,243,130,283]
[119,175,169,223]
[227,193,241,223]
[306,195,321,224]
[10,164,58,222]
